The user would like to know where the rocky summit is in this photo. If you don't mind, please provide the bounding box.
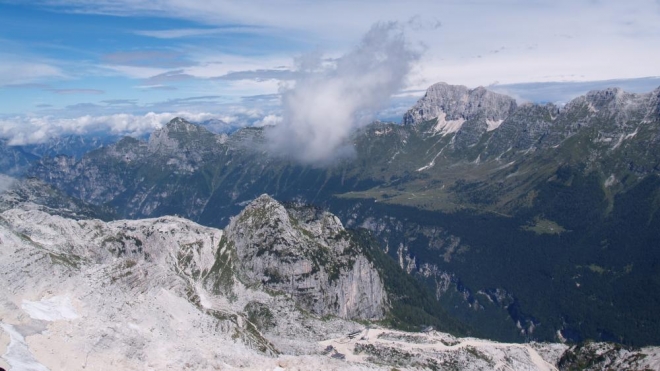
[403,82,518,128]
[226,194,386,320]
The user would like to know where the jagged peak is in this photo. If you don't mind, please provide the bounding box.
[242,194,282,214]
[567,86,655,113]
[423,82,507,99]
[232,194,290,229]
[162,117,209,134]
[147,117,215,153]
[585,87,624,102]
[403,82,517,126]
[253,193,276,203]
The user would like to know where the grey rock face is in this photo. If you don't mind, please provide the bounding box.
[0,177,114,220]
[403,83,517,126]
[453,117,488,150]
[0,139,37,175]
[225,194,387,320]
[483,103,560,158]
[22,134,118,159]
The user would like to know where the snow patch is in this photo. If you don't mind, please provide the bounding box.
[593,136,613,143]
[197,286,213,309]
[0,323,50,371]
[432,112,466,136]
[604,174,616,187]
[417,149,445,171]
[128,323,140,331]
[612,128,639,150]
[486,119,504,132]
[374,127,392,136]
[624,128,638,140]
[21,296,78,322]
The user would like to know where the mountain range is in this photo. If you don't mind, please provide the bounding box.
[1,81,660,369]
[23,82,660,346]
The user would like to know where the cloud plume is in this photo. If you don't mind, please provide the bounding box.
[266,22,421,164]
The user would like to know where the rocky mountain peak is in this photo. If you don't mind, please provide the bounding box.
[403,82,518,126]
[581,86,657,115]
[165,117,203,132]
[232,193,291,233]
[226,194,387,320]
[584,87,625,110]
[148,118,213,153]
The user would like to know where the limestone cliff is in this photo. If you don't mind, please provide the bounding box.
[225,194,387,320]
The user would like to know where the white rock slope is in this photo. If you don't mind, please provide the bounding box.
[1,197,659,370]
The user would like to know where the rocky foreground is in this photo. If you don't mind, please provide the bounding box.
[1,192,659,370]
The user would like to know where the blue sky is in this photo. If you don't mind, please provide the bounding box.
[1,0,659,144]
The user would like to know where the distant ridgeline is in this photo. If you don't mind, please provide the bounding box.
[24,83,660,346]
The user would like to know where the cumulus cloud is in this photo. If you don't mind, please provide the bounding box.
[266,22,421,164]
[0,112,224,146]
[253,114,282,127]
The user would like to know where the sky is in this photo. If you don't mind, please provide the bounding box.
[1,0,660,146]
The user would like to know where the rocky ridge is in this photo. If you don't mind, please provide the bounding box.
[402,82,518,127]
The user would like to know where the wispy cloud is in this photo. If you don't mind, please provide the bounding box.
[100,99,138,105]
[101,64,168,79]
[48,88,105,95]
[214,69,297,81]
[101,50,196,68]
[143,70,195,85]
[0,58,64,86]
[3,83,51,89]
[135,85,178,91]
[2,83,104,95]
[64,102,102,111]
[134,26,262,39]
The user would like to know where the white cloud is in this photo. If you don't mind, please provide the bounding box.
[265,22,421,164]
[134,27,261,39]
[253,114,282,127]
[0,112,224,145]
[45,1,660,87]
[0,57,64,86]
[101,64,169,79]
